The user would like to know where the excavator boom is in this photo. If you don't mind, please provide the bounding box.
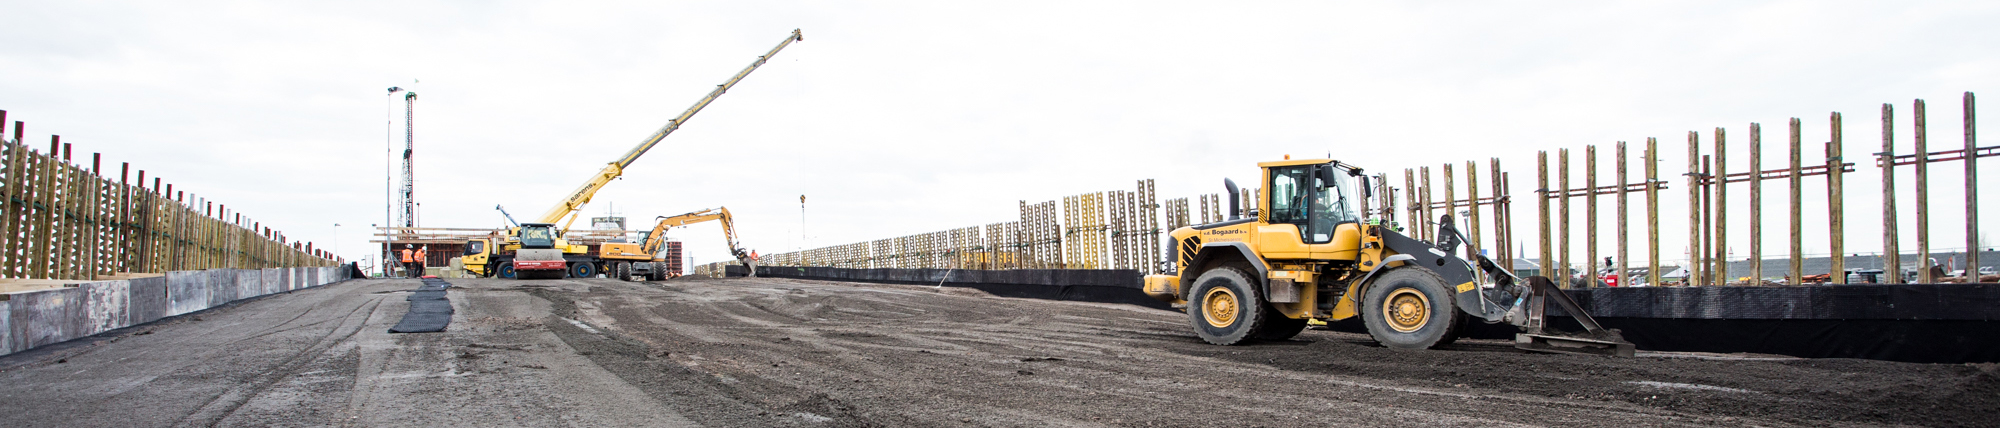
[640,207,754,267]
[532,29,805,226]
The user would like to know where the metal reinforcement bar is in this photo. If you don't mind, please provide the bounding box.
[0,111,336,282]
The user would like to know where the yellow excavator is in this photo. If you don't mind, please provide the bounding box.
[601,207,757,281]
[1143,157,1634,356]
[460,29,802,279]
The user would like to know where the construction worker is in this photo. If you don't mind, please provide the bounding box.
[400,244,418,278]
[414,245,429,278]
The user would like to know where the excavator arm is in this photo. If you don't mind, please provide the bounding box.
[642,207,758,275]
[532,29,805,228]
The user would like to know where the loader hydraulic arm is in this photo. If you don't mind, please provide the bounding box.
[532,29,805,228]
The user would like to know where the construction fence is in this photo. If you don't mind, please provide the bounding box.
[703,92,1991,288]
[0,110,338,283]
[1400,92,1990,287]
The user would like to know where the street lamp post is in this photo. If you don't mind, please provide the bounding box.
[385,87,402,277]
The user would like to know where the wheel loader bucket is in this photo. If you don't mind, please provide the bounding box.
[1512,276,1636,357]
[1516,331,1636,357]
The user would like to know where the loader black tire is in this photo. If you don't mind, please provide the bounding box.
[1187,265,1268,345]
[1360,267,1462,349]
[567,262,597,279]
[612,262,631,281]
[1253,312,1308,341]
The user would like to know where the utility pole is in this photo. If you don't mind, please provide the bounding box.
[401,91,419,229]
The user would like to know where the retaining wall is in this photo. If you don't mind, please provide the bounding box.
[1,266,350,357]
[744,265,2000,363]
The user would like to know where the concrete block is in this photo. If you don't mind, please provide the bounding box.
[0,299,13,356]
[232,269,256,299]
[262,268,280,294]
[206,270,238,308]
[166,270,212,317]
[127,276,169,326]
[249,269,267,297]
[81,280,131,336]
[10,287,84,351]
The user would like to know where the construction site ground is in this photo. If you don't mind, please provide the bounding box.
[0,276,1994,427]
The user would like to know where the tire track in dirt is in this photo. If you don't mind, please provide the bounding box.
[176,295,386,426]
[539,276,1783,426]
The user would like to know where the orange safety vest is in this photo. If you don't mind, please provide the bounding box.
[414,249,427,263]
[400,249,414,263]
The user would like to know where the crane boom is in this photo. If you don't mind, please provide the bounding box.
[495,205,520,227]
[533,29,805,226]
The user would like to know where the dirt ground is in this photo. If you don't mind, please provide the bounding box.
[1,275,1994,427]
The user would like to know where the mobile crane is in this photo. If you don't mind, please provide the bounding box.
[1144,157,1634,356]
[459,29,802,279]
[601,207,757,281]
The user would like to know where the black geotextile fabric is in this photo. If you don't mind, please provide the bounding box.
[746,266,1169,309]
[1597,318,2000,363]
[389,280,453,333]
[1579,284,2000,320]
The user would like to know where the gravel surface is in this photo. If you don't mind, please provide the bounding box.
[1,276,1993,427]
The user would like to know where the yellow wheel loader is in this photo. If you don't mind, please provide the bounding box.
[1143,158,1634,356]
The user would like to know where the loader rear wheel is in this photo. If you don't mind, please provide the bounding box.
[1361,267,1462,349]
[1187,266,1267,345]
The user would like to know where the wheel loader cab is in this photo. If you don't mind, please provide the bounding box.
[1255,160,1365,261]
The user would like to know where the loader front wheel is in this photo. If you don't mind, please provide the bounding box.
[1187,266,1267,345]
[1361,267,1462,349]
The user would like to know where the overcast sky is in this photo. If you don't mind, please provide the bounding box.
[1,1,1996,271]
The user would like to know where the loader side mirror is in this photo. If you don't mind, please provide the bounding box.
[1359,176,1373,198]
[1316,165,1339,187]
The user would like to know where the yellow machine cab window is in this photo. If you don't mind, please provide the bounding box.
[1268,163,1359,244]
